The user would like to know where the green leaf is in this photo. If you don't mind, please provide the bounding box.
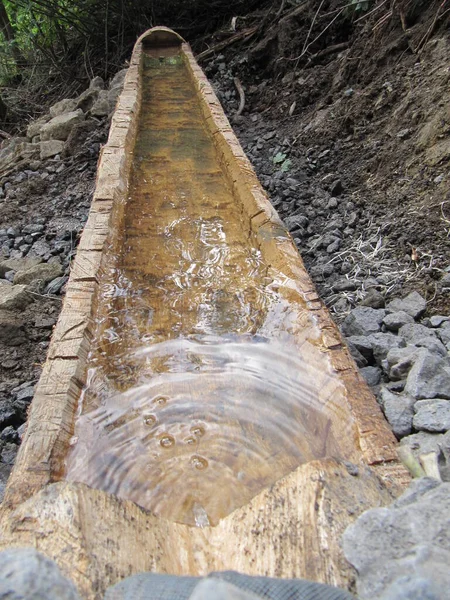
[273,152,286,164]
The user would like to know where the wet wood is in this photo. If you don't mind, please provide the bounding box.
[0,459,403,599]
[0,26,410,599]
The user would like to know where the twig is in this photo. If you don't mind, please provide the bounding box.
[196,27,258,62]
[233,77,246,116]
[302,0,326,56]
[417,0,448,55]
[0,130,12,139]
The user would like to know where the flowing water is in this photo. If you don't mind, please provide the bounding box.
[65,47,359,526]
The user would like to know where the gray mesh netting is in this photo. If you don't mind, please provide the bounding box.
[104,570,355,600]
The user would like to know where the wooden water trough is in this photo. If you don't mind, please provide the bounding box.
[0,27,409,599]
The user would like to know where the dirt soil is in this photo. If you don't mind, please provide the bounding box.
[200,0,450,318]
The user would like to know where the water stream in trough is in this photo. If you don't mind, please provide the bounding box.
[65,47,358,526]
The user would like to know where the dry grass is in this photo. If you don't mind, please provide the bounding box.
[323,226,439,319]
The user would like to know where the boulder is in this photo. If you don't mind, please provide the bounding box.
[386,291,426,319]
[0,548,81,600]
[89,76,105,90]
[386,346,426,381]
[49,98,77,118]
[360,366,382,387]
[26,114,51,139]
[343,478,450,600]
[368,332,405,365]
[413,399,450,433]
[400,431,445,461]
[379,387,415,438]
[341,307,385,337]
[91,90,111,117]
[40,139,65,160]
[75,88,99,112]
[0,256,42,278]
[40,109,85,142]
[0,285,32,311]
[383,311,414,332]
[109,68,127,90]
[13,262,63,286]
[404,352,450,400]
[437,321,450,347]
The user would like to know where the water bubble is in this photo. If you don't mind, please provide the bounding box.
[193,502,210,528]
[143,414,156,427]
[159,434,175,448]
[185,437,196,445]
[190,455,208,470]
[152,396,167,407]
[190,425,205,438]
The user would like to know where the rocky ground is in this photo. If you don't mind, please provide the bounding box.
[0,4,449,596]
[0,71,127,495]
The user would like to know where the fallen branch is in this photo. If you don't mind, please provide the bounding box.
[196,27,258,62]
[233,77,245,115]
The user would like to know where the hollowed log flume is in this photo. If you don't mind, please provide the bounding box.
[0,27,409,599]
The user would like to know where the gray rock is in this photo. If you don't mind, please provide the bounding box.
[0,400,16,428]
[360,366,382,387]
[109,68,127,90]
[13,262,63,286]
[0,256,42,277]
[383,311,414,332]
[400,431,444,461]
[16,386,34,402]
[413,399,450,433]
[89,76,105,90]
[284,214,308,231]
[437,321,450,347]
[346,341,367,367]
[26,115,51,139]
[398,323,437,344]
[343,479,450,600]
[0,285,32,310]
[0,548,81,599]
[333,279,357,292]
[412,336,447,356]
[0,310,27,346]
[361,288,385,309]
[45,275,68,295]
[386,291,427,319]
[346,335,373,360]
[404,352,450,400]
[29,239,51,258]
[49,98,77,118]
[40,110,85,142]
[379,387,415,438]
[75,88,99,112]
[341,307,385,337]
[40,140,65,160]
[430,315,449,328]
[90,90,111,117]
[1,441,18,464]
[380,576,441,600]
[386,346,427,381]
[369,332,405,365]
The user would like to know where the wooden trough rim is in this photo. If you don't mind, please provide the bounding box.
[0,26,410,599]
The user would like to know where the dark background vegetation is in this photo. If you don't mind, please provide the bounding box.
[0,0,448,130]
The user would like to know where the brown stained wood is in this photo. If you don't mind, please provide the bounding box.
[183,45,400,466]
[0,27,410,598]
